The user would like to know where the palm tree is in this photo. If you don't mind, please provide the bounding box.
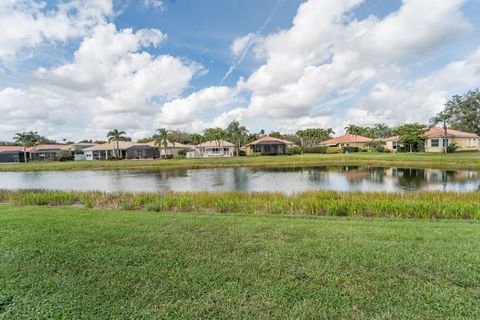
[13,132,30,163]
[107,129,127,159]
[154,128,169,158]
[226,121,248,156]
[431,111,451,154]
[344,124,364,146]
[189,133,204,145]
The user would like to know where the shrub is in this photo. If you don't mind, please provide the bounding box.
[366,141,386,152]
[342,146,359,153]
[286,146,302,155]
[446,143,460,153]
[56,150,73,162]
[302,146,328,154]
[326,147,343,154]
[177,149,190,157]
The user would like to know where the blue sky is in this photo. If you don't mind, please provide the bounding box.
[1,0,480,141]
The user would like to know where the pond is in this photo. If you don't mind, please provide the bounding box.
[1,166,480,193]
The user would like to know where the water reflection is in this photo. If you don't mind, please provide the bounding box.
[0,166,479,193]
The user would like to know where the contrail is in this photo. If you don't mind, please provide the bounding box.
[220,0,286,85]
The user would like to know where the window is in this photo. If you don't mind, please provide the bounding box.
[431,139,439,147]
[468,138,478,147]
[211,148,220,155]
[442,139,449,147]
[392,141,400,149]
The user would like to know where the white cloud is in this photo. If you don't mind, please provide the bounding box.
[1,0,478,140]
[231,33,259,57]
[231,0,472,124]
[0,23,202,140]
[346,48,480,126]
[0,0,113,66]
[143,0,164,12]
[158,86,238,126]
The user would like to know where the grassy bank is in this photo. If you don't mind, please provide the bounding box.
[1,152,480,172]
[1,205,479,319]
[2,189,480,219]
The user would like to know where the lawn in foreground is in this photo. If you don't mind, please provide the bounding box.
[1,206,479,319]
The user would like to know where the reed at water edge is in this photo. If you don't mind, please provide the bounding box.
[1,189,479,219]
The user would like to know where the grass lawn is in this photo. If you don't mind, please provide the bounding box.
[1,205,479,319]
[2,152,480,172]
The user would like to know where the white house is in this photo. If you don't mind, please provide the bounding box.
[187,140,235,158]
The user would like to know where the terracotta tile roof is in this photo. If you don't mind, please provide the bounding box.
[320,134,373,145]
[244,136,295,147]
[0,146,25,152]
[424,127,478,139]
[196,140,235,148]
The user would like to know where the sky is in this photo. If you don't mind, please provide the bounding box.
[1,0,480,142]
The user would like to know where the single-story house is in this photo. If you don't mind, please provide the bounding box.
[385,128,479,152]
[187,140,235,158]
[0,146,28,163]
[320,134,373,149]
[146,141,193,157]
[241,136,296,155]
[83,141,137,160]
[28,144,71,161]
[84,141,194,160]
[424,127,479,152]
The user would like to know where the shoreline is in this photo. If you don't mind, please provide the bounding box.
[1,152,480,172]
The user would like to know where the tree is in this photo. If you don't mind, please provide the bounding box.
[107,129,127,159]
[430,111,452,154]
[269,131,282,139]
[392,123,427,152]
[442,90,480,136]
[226,121,248,156]
[372,123,392,139]
[154,128,169,158]
[203,128,225,148]
[168,130,191,145]
[13,132,30,163]
[296,128,334,148]
[189,133,204,145]
[344,124,366,146]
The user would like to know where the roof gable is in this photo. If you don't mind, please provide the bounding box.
[321,134,373,145]
[244,136,295,147]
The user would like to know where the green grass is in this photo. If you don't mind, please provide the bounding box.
[2,152,480,172]
[1,189,480,219]
[0,205,479,319]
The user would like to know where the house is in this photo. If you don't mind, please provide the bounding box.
[424,127,479,152]
[320,134,373,149]
[146,141,193,157]
[83,141,137,160]
[385,128,479,152]
[83,141,193,160]
[28,144,71,161]
[0,146,28,163]
[241,136,295,155]
[384,136,401,152]
[187,140,235,158]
